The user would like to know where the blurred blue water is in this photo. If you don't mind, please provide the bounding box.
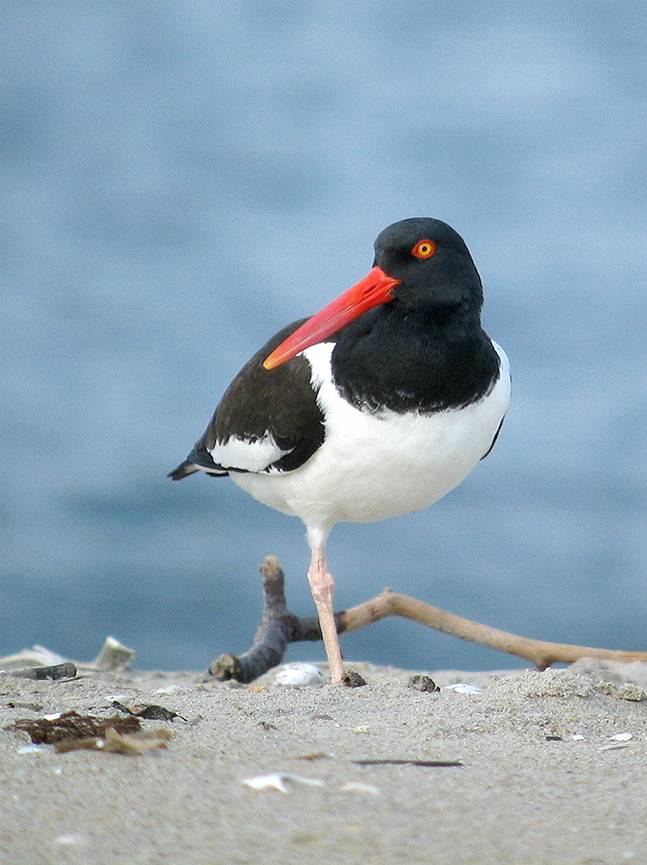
[2,1,646,671]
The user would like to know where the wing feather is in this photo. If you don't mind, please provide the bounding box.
[169,319,326,479]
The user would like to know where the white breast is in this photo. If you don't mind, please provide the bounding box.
[232,341,511,535]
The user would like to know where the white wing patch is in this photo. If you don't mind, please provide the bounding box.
[208,433,293,473]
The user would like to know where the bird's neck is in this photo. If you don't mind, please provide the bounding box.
[330,302,500,414]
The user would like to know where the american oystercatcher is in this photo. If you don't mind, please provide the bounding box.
[169,218,511,684]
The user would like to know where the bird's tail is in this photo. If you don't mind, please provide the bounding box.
[167,460,199,481]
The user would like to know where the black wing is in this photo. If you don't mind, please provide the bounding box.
[168,319,325,480]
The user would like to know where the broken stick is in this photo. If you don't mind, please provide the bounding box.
[209,556,647,683]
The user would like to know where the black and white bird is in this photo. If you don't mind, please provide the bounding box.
[169,218,511,684]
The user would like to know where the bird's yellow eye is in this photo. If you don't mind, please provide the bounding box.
[411,239,437,260]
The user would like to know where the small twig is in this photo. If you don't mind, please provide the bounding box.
[352,759,462,768]
[208,556,647,683]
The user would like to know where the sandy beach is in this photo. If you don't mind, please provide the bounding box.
[1,657,646,865]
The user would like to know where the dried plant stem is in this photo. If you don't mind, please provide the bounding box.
[209,556,647,683]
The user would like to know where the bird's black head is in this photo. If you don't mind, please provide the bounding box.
[373,217,483,311]
[263,217,484,371]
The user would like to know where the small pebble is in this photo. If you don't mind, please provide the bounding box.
[409,674,439,692]
[342,670,367,688]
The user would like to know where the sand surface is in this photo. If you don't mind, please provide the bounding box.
[1,658,646,865]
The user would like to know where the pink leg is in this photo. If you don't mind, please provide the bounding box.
[307,533,345,685]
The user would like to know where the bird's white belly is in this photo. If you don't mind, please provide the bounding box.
[232,342,510,533]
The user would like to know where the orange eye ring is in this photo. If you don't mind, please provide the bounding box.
[411,239,437,260]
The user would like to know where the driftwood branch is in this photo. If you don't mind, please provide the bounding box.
[209,556,647,683]
[209,557,342,682]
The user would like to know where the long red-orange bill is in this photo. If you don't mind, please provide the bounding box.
[263,266,400,370]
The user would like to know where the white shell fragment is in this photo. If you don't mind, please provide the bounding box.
[340,782,381,795]
[600,743,631,752]
[273,663,324,688]
[570,734,585,741]
[91,636,135,671]
[242,773,325,793]
[609,733,633,742]
[54,834,89,847]
[443,683,482,695]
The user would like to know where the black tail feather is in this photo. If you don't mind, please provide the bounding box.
[167,461,199,481]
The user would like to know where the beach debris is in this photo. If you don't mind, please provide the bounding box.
[609,733,633,742]
[352,725,369,734]
[242,773,325,793]
[342,670,367,688]
[0,636,134,677]
[274,663,324,688]
[111,701,187,722]
[311,713,334,721]
[258,720,278,731]
[545,735,563,741]
[443,683,482,695]
[6,702,44,711]
[210,556,647,682]
[55,727,172,755]
[0,662,77,681]
[340,782,381,795]
[409,674,439,692]
[352,758,462,768]
[595,681,646,702]
[570,734,585,741]
[8,711,141,745]
[600,743,632,752]
[291,752,331,761]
